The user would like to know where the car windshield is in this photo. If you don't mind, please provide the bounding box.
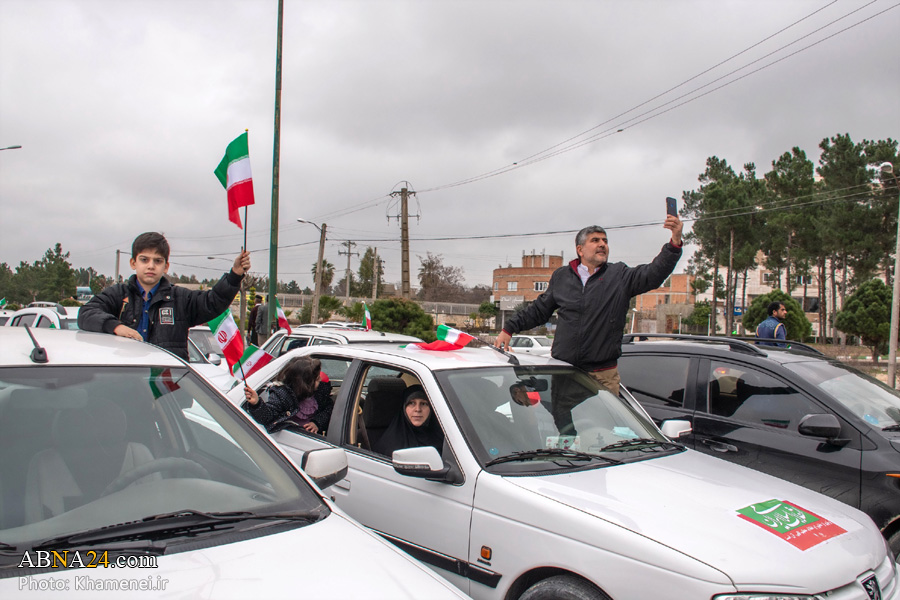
[0,366,326,549]
[436,366,675,472]
[784,360,900,429]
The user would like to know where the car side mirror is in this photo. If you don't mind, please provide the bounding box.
[301,447,349,489]
[798,413,847,446]
[207,353,222,366]
[392,446,452,481]
[660,419,692,439]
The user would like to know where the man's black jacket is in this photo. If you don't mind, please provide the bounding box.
[78,272,242,360]
[502,242,682,371]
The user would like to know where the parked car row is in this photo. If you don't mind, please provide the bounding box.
[2,325,897,599]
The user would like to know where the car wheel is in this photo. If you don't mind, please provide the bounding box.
[887,529,900,559]
[520,575,610,600]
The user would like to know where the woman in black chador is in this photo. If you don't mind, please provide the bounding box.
[374,385,444,457]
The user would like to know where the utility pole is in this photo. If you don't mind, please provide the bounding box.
[267,0,284,334]
[338,241,358,306]
[400,187,410,299]
[881,162,899,388]
[388,184,418,300]
[371,247,378,301]
[115,250,121,283]
[313,223,327,324]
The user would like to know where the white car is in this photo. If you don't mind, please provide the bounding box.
[187,336,239,392]
[188,324,228,369]
[228,343,899,600]
[260,327,422,359]
[4,305,79,330]
[0,328,471,600]
[509,334,552,356]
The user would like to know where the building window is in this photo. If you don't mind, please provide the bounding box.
[507,282,518,291]
[762,272,776,284]
[493,282,499,291]
[796,275,811,285]
[534,281,548,292]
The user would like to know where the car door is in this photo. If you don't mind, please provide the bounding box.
[268,356,476,594]
[691,358,864,509]
[617,353,697,440]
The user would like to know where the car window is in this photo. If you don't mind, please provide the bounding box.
[784,360,900,429]
[618,355,690,408]
[437,366,669,470]
[34,316,56,328]
[311,338,340,346]
[14,314,36,327]
[282,336,311,355]
[535,337,552,347]
[706,361,825,430]
[343,364,435,456]
[0,366,327,547]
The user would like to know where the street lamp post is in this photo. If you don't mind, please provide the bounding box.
[630,308,638,334]
[0,145,22,151]
[881,162,899,388]
[298,219,327,324]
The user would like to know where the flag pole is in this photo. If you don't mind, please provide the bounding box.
[243,128,250,252]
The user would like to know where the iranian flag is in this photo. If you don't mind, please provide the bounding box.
[275,297,291,334]
[207,309,245,370]
[214,131,256,229]
[409,325,476,351]
[232,345,274,379]
[363,302,372,331]
[149,367,180,398]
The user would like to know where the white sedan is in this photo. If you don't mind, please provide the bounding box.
[0,329,470,600]
[509,334,552,356]
[230,343,899,600]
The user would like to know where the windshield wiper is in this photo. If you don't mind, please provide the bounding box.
[882,424,900,432]
[30,508,324,551]
[485,448,622,467]
[599,438,684,452]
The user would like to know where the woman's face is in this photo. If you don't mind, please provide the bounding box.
[405,397,431,427]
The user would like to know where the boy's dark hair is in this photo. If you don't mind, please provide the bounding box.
[274,356,321,400]
[767,301,785,317]
[132,232,170,261]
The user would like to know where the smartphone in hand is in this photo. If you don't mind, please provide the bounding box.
[666,197,677,216]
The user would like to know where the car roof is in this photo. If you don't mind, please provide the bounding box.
[0,328,185,367]
[280,328,422,344]
[295,342,566,370]
[620,334,833,367]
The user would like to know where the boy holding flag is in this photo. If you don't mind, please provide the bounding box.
[79,232,250,360]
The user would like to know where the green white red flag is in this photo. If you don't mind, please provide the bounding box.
[409,325,476,351]
[232,344,274,379]
[363,302,372,331]
[275,297,291,334]
[214,132,255,229]
[207,309,245,369]
[149,367,180,398]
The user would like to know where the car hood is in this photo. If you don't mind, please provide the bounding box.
[502,449,885,590]
[4,513,467,599]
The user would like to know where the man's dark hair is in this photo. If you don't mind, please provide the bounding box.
[575,226,607,247]
[131,232,170,261]
[255,295,263,301]
[767,301,785,317]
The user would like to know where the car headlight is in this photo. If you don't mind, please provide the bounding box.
[713,595,815,600]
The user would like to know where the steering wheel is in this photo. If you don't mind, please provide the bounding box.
[101,457,210,497]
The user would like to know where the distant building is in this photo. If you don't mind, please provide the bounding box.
[491,251,564,331]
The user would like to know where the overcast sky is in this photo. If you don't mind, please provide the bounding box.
[1,0,898,293]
